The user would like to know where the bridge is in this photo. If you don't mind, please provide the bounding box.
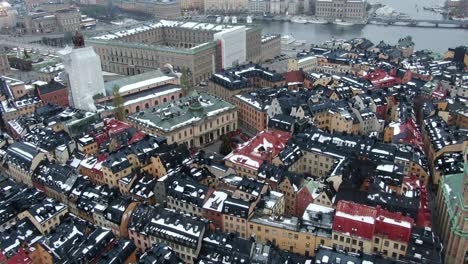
[369,17,468,28]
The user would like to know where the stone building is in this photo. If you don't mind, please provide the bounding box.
[88,20,263,85]
[181,0,204,11]
[0,53,10,75]
[248,0,270,13]
[261,34,281,61]
[332,201,414,259]
[17,198,68,235]
[204,0,248,14]
[117,0,181,19]
[208,64,286,104]
[5,142,45,187]
[128,204,206,263]
[436,150,467,264]
[96,70,182,116]
[270,0,289,14]
[315,0,367,22]
[127,92,237,148]
[23,8,80,33]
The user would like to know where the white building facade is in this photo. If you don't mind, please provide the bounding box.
[214,26,247,69]
[315,0,367,21]
[60,46,106,112]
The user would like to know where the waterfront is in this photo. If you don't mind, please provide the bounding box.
[260,0,468,53]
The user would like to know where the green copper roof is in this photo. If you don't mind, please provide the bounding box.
[440,162,468,238]
[128,92,236,133]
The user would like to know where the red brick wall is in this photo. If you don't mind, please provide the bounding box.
[295,187,313,217]
[39,88,69,107]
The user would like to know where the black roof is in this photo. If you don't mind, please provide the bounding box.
[129,204,206,247]
[102,151,131,174]
[367,179,419,219]
[269,247,312,264]
[104,197,131,224]
[167,175,208,207]
[41,216,88,261]
[66,227,115,263]
[223,197,250,219]
[198,231,254,264]
[33,162,78,194]
[403,227,442,264]
[6,142,41,170]
[97,238,137,264]
[24,126,71,151]
[0,218,42,257]
[138,243,182,264]
[37,80,66,95]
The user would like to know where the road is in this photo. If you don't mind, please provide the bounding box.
[0,21,131,54]
[0,36,63,54]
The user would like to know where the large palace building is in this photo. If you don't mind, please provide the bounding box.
[87,20,263,85]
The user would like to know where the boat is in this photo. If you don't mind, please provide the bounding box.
[294,40,307,46]
[291,16,308,24]
[308,18,328,24]
[334,19,354,26]
[281,34,296,45]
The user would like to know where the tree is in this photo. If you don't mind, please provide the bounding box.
[113,85,125,121]
[180,66,191,93]
[219,135,232,155]
[23,49,30,59]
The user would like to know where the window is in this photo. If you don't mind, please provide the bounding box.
[393,243,399,249]
[358,241,363,247]
[384,241,389,247]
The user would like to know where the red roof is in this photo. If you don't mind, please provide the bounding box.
[225,130,291,170]
[375,208,414,242]
[105,119,131,136]
[333,201,377,240]
[334,201,414,242]
[417,185,432,228]
[285,71,304,83]
[397,119,423,150]
[128,130,147,145]
[6,248,32,264]
[365,69,398,88]
[402,175,421,191]
[0,251,6,262]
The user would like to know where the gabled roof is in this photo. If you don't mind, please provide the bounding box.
[375,208,414,242]
[40,217,87,261]
[67,227,115,262]
[225,130,291,171]
[200,231,253,263]
[6,142,41,171]
[0,219,42,257]
[333,201,377,240]
[138,243,182,264]
[97,239,136,264]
